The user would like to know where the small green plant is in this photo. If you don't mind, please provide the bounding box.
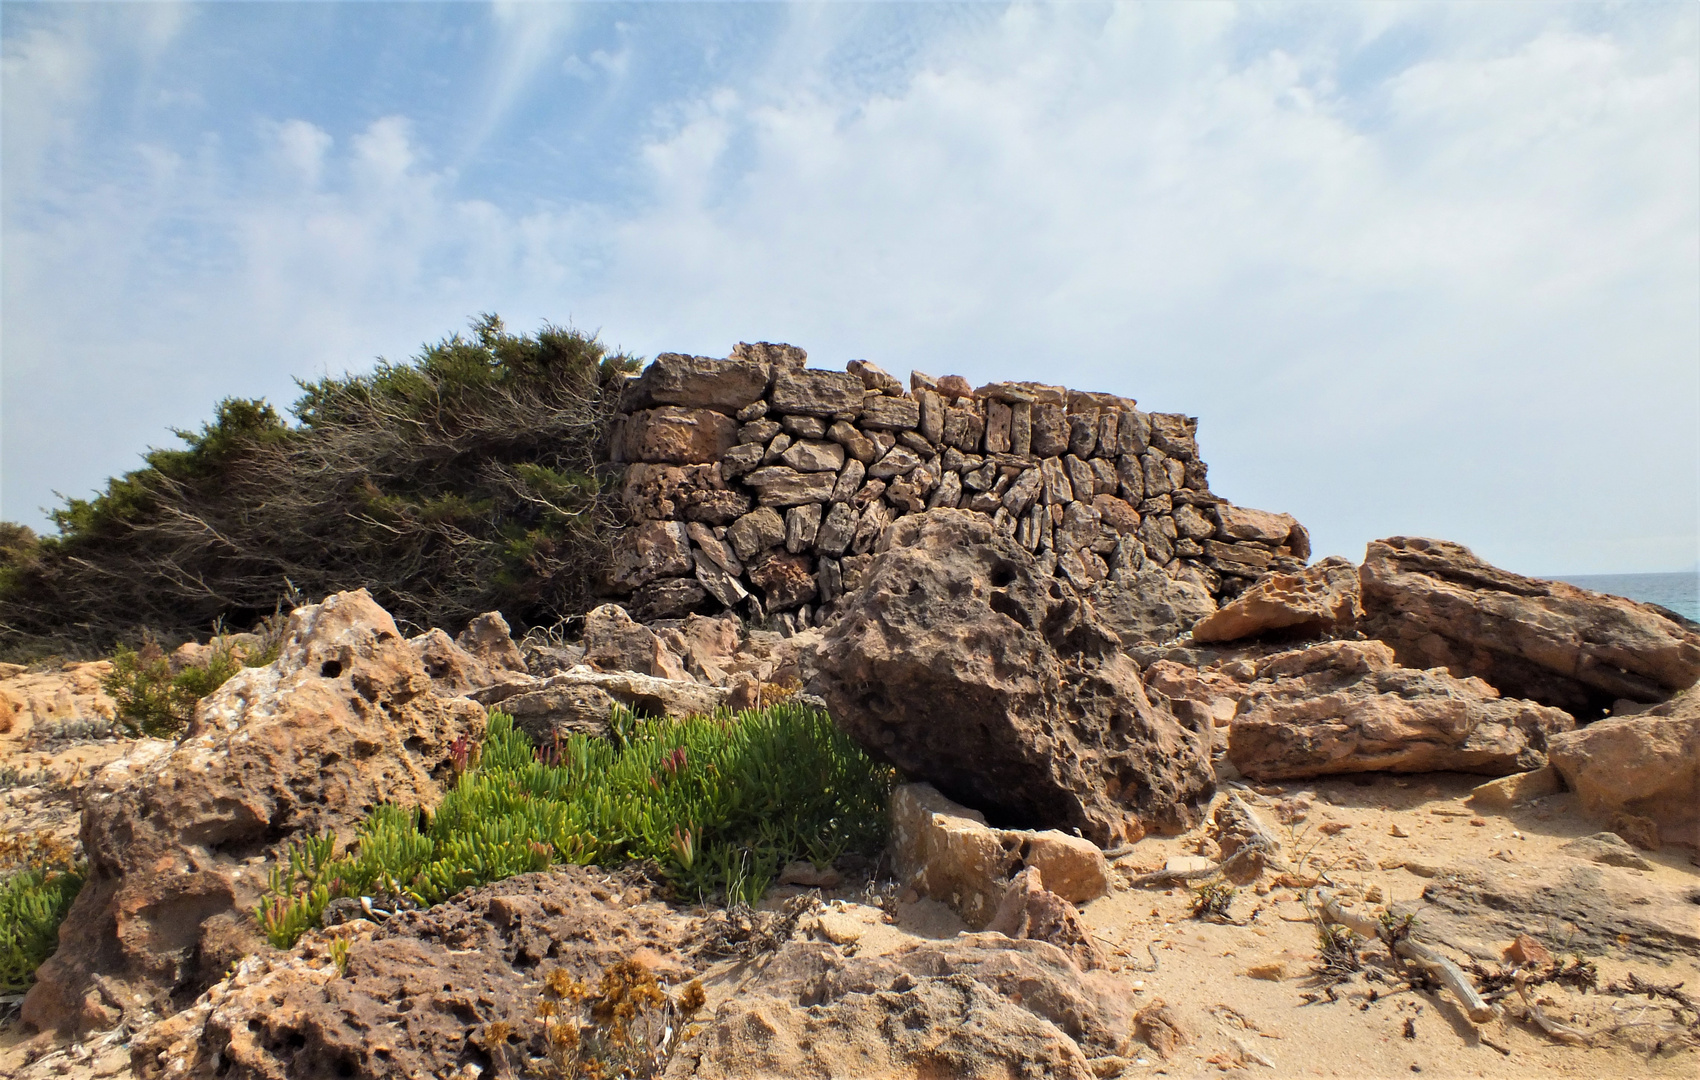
[258,702,896,948]
[0,832,87,993]
[537,960,706,1079]
[328,935,350,976]
[1190,880,1237,920]
[103,631,277,738]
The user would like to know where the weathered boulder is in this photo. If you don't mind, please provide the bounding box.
[812,509,1215,846]
[454,611,526,676]
[620,406,740,464]
[889,784,1110,929]
[24,590,486,1033]
[682,935,1132,1080]
[982,867,1108,971]
[1226,640,1575,781]
[408,628,495,697]
[130,868,693,1080]
[476,667,728,743]
[619,353,771,413]
[1360,536,1700,716]
[1546,689,1699,848]
[580,602,691,681]
[1087,567,1217,645]
[608,520,693,591]
[1191,556,1361,643]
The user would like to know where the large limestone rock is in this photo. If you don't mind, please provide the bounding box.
[620,406,740,464]
[477,668,729,741]
[684,936,1133,1080]
[1546,689,1699,849]
[1191,556,1361,643]
[131,868,694,1080]
[1227,640,1576,781]
[1087,567,1217,645]
[618,353,770,413]
[812,509,1215,846]
[1360,536,1700,716]
[889,783,1110,929]
[24,590,486,1033]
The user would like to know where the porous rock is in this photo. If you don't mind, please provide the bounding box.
[455,611,527,675]
[812,509,1215,845]
[1190,556,1361,643]
[682,936,1131,1080]
[1087,568,1217,645]
[1226,639,1576,780]
[619,353,770,414]
[1360,536,1700,715]
[24,590,486,1034]
[608,520,693,591]
[130,868,694,1080]
[621,406,740,464]
[487,667,728,743]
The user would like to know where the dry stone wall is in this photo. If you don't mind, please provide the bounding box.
[607,343,1311,629]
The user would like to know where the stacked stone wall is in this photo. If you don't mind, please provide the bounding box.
[606,343,1311,628]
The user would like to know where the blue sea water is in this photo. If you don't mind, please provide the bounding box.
[1553,572,1699,624]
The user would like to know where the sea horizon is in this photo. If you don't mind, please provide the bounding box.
[1551,570,1699,623]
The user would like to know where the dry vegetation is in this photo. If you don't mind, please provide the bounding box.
[0,315,637,657]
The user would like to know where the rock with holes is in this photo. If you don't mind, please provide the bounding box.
[890,783,1110,929]
[23,590,486,1035]
[128,868,695,1080]
[812,509,1215,846]
[682,935,1132,1080]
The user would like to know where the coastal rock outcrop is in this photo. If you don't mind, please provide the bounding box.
[1546,689,1699,848]
[1360,536,1700,716]
[1227,640,1575,780]
[682,935,1132,1080]
[23,590,486,1034]
[1190,555,1361,643]
[131,868,692,1080]
[889,783,1110,928]
[811,509,1215,846]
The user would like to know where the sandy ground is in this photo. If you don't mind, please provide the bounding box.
[3,663,1697,1080]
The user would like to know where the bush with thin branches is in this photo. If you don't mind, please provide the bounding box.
[0,315,637,656]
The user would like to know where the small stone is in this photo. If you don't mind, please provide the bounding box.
[1503,933,1553,967]
[1243,962,1287,982]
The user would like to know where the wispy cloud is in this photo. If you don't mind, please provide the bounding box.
[2,3,1694,574]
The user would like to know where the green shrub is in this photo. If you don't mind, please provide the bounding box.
[0,833,86,993]
[259,703,897,948]
[1,315,639,655]
[102,633,276,738]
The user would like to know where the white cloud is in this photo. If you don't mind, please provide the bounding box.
[3,4,1695,574]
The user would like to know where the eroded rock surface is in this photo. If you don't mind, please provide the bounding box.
[679,935,1132,1080]
[1190,555,1361,643]
[812,509,1214,846]
[24,590,486,1034]
[131,868,691,1080]
[1360,536,1700,716]
[1227,640,1575,780]
[889,783,1110,928]
[1547,688,1699,848]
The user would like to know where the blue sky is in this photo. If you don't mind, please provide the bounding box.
[3,1,1696,575]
